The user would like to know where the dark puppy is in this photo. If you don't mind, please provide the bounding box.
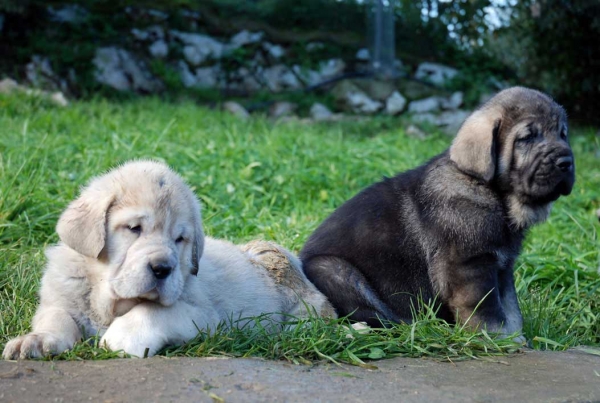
[300,87,575,338]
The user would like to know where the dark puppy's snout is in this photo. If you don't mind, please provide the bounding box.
[149,263,172,279]
[555,156,573,172]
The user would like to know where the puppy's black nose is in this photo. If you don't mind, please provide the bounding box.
[555,156,573,172]
[150,263,172,280]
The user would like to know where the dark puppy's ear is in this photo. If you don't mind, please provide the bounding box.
[56,183,114,258]
[449,109,502,182]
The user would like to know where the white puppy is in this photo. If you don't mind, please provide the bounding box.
[3,161,335,359]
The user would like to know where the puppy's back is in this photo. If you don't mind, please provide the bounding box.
[300,162,434,321]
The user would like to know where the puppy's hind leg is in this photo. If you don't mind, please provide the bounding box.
[241,240,336,319]
[303,256,404,327]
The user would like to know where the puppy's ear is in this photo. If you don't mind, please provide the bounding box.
[449,109,502,182]
[56,184,114,258]
[190,201,205,276]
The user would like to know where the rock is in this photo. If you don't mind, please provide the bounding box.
[0,78,19,93]
[436,110,470,134]
[148,40,168,58]
[93,47,163,92]
[310,103,334,121]
[229,30,264,49]
[25,56,54,84]
[410,112,437,126]
[356,48,370,61]
[25,55,64,91]
[263,42,285,59]
[385,91,407,115]
[440,91,463,110]
[332,80,382,114]
[194,66,220,88]
[395,80,439,100]
[47,4,88,24]
[306,42,325,51]
[405,124,428,139]
[178,61,197,88]
[183,46,205,66]
[292,65,322,87]
[50,92,69,107]
[0,78,68,107]
[148,25,165,40]
[223,101,250,120]
[131,28,149,41]
[233,67,262,92]
[172,31,224,65]
[319,59,346,79]
[290,60,345,88]
[262,65,301,92]
[412,110,470,135]
[178,61,220,89]
[349,92,381,114]
[249,52,267,69]
[132,25,165,42]
[355,79,396,101]
[93,48,132,91]
[415,62,458,86]
[408,96,441,114]
[269,102,297,119]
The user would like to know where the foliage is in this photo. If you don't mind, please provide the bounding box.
[0,94,598,364]
[489,0,600,124]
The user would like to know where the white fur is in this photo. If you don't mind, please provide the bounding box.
[3,161,334,359]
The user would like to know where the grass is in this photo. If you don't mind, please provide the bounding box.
[0,93,598,365]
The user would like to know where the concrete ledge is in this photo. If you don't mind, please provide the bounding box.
[1,349,599,402]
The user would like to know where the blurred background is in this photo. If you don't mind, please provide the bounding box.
[0,0,598,127]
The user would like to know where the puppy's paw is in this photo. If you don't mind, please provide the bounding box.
[101,316,163,358]
[2,332,71,360]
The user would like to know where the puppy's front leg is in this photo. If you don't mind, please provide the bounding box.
[442,259,507,334]
[498,267,525,343]
[101,301,214,357]
[3,307,81,359]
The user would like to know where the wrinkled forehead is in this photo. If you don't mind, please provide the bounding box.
[109,173,194,225]
[496,90,567,129]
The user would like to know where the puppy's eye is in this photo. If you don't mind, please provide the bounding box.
[517,135,533,143]
[517,131,536,143]
[128,225,142,235]
[175,236,185,243]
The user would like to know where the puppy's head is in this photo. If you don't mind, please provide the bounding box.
[56,160,204,306]
[450,87,575,220]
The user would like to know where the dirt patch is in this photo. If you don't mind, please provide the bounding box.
[1,349,599,402]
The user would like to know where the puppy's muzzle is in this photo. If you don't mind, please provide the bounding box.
[149,262,173,280]
[552,150,575,197]
[555,156,573,173]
